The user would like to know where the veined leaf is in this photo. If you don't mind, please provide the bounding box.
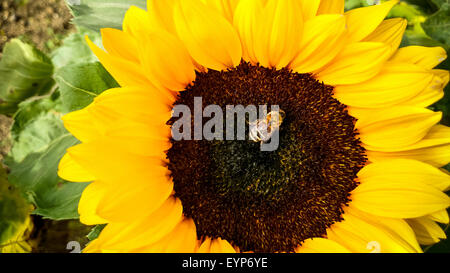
[9,93,67,162]
[51,28,101,68]
[422,3,450,45]
[5,94,89,220]
[87,224,106,241]
[55,62,119,112]
[66,0,146,31]
[430,0,449,9]
[0,39,54,115]
[5,133,89,220]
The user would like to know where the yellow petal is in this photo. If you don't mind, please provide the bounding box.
[327,211,420,253]
[347,207,422,253]
[88,103,127,137]
[61,107,102,143]
[364,124,450,152]
[428,210,449,224]
[371,144,449,168]
[356,106,442,151]
[138,30,196,91]
[398,74,445,107]
[434,69,450,86]
[204,0,240,22]
[58,153,95,182]
[147,0,178,33]
[83,238,102,253]
[345,0,399,43]
[122,5,153,37]
[197,238,213,253]
[96,176,173,223]
[299,0,320,22]
[163,219,198,253]
[351,163,450,218]
[100,28,139,63]
[407,217,447,245]
[174,0,242,70]
[291,14,347,73]
[67,141,173,222]
[357,159,450,192]
[233,0,264,64]
[363,18,407,55]
[94,197,183,251]
[139,218,198,253]
[315,42,391,85]
[210,238,236,253]
[86,36,151,87]
[334,62,433,108]
[317,0,344,15]
[252,0,303,68]
[78,181,108,225]
[92,86,173,126]
[366,124,450,167]
[67,140,171,186]
[104,123,171,157]
[296,238,351,253]
[390,46,447,69]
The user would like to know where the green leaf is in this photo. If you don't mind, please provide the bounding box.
[51,28,102,69]
[430,0,449,9]
[389,1,427,22]
[0,165,33,253]
[401,0,440,14]
[422,3,450,45]
[344,0,369,11]
[9,93,67,162]
[4,94,89,220]
[66,0,146,32]
[54,62,119,112]
[0,39,55,115]
[401,30,447,48]
[5,133,89,220]
[87,224,106,241]
[419,2,450,127]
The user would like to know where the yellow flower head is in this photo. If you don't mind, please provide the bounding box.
[58,0,450,253]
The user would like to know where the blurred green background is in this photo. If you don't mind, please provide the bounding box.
[0,0,449,253]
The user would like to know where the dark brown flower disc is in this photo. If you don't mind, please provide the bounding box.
[166,62,367,253]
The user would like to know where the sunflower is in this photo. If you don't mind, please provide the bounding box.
[57,0,450,253]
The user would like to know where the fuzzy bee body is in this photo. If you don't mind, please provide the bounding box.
[249,110,285,143]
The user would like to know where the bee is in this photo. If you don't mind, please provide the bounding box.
[249,110,285,143]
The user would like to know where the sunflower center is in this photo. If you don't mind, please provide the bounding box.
[166,62,366,253]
